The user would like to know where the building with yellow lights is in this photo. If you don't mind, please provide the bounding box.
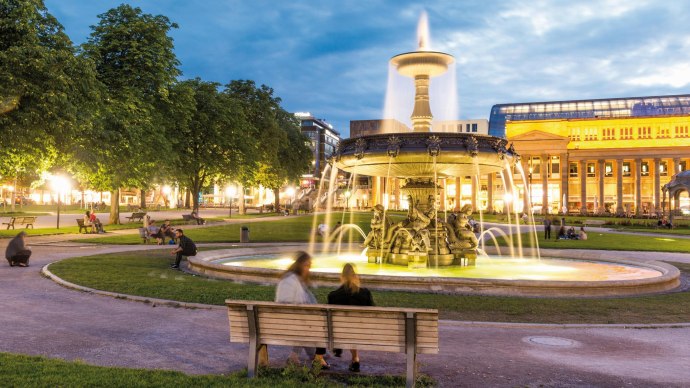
[496,94,690,216]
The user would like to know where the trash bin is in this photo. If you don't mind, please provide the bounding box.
[240,226,250,243]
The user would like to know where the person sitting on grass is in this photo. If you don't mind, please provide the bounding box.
[556,225,567,240]
[578,226,588,241]
[327,263,374,373]
[170,229,197,269]
[5,231,31,267]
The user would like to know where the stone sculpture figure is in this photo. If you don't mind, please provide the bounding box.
[446,204,478,250]
[362,204,389,249]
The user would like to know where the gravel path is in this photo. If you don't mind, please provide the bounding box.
[1,235,689,387]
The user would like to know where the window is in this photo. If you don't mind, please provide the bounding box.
[531,157,541,175]
[551,156,560,177]
[466,124,471,133]
[605,162,613,177]
[569,128,581,141]
[680,161,687,172]
[584,127,598,141]
[620,127,633,140]
[587,163,595,177]
[623,162,631,177]
[471,123,478,132]
[637,126,651,139]
[641,162,649,177]
[657,126,670,138]
[660,161,668,176]
[602,128,616,140]
[675,126,689,138]
[569,163,578,177]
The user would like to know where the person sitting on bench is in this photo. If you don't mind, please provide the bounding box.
[190,211,205,225]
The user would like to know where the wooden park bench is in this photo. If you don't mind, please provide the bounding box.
[125,212,146,222]
[3,216,37,230]
[226,300,438,388]
[583,219,606,227]
[76,218,94,233]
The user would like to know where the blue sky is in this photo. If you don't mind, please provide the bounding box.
[45,0,690,137]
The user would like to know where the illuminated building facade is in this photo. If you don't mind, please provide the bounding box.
[500,95,690,215]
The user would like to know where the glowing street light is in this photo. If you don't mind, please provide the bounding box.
[50,175,71,229]
[226,185,237,217]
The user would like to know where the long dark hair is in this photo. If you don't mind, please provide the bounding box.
[285,251,312,285]
[341,263,360,293]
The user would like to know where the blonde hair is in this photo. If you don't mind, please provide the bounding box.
[340,263,360,293]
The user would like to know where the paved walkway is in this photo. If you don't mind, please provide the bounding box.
[1,232,690,386]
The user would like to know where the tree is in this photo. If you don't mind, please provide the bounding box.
[167,78,251,212]
[80,4,180,223]
[0,0,100,196]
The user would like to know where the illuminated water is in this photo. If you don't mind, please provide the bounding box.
[217,254,661,282]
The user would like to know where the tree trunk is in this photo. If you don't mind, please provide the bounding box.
[191,177,201,213]
[140,188,147,209]
[109,188,120,224]
[274,187,280,213]
[238,183,246,215]
[185,189,191,208]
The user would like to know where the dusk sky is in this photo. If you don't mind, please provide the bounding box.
[45,0,690,137]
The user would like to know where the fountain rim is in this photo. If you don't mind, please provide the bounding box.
[187,247,681,298]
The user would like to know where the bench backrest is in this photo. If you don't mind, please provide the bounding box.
[16,217,36,223]
[226,300,438,354]
[77,219,85,226]
[182,214,193,220]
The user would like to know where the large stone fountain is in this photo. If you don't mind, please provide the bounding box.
[334,27,518,268]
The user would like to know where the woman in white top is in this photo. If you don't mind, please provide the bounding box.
[275,251,328,368]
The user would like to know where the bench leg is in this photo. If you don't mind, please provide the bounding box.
[246,305,260,378]
[405,312,417,388]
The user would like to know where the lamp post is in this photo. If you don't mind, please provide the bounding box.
[51,175,70,229]
[226,185,237,218]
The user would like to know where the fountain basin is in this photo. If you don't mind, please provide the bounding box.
[390,51,455,77]
[187,246,681,298]
[335,132,516,178]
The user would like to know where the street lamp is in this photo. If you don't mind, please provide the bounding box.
[226,185,237,218]
[50,175,71,229]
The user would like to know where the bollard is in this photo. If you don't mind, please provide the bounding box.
[240,226,250,243]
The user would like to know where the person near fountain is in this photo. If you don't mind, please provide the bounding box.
[89,211,105,233]
[275,251,329,369]
[5,231,31,267]
[327,263,374,373]
[556,225,567,240]
[578,226,588,241]
[317,223,329,238]
[190,211,205,225]
[543,216,552,239]
[169,229,197,269]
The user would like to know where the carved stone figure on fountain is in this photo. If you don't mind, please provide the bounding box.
[446,204,479,264]
[362,204,389,250]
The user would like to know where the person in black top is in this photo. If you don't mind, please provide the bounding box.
[327,263,374,372]
[170,229,197,269]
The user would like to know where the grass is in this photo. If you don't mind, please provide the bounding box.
[49,250,690,324]
[0,353,430,387]
[491,230,690,253]
[78,212,405,245]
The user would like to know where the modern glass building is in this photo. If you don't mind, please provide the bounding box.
[489,94,690,138]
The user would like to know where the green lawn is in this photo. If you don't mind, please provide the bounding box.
[48,250,690,324]
[77,213,405,245]
[490,230,690,253]
[0,353,427,387]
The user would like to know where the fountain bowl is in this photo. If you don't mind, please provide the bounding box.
[187,246,681,298]
[390,51,455,77]
[335,132,517,178]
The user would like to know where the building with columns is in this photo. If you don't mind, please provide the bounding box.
[500,95,690,216]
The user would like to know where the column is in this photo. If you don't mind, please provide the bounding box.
[616,158,624,215]
[394,178,401,210]
[598,160,605,214]
[487,173,494,213]
[579,160,587,215]
[455,177,461,211]
[560,153,569,214]
[439,178,446,211]
[541,154,549,215]
[471,175,477,212]
[654,158,661,213]
[522,158,530,213]
[371,177,380,207]
[674,157,681,175]
[635,159,642,216]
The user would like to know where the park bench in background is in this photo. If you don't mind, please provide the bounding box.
[226,300,438,388]
[76,219,93,233]
[583,219,606,227]
[3,216,37,230]
[181,214,194,224]
[125,212,146,222]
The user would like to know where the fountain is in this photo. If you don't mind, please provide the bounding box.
[188,14,680,297]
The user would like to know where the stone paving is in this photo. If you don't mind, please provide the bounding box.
[1,228,690,387]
